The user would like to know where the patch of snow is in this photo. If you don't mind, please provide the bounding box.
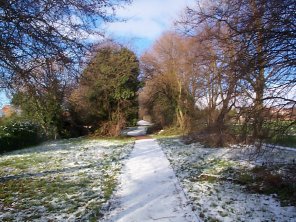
[158,138,296,222]
[137,120,153,126]
[126,126,148,136]
[0,138,134,221]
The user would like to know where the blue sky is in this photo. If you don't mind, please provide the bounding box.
[0,0,195,107]
[105,0,195,54]
[0,91,10,107]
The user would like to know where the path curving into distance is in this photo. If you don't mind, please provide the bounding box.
[103,138,199,222]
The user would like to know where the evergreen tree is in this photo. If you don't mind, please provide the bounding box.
[70,45,140,136]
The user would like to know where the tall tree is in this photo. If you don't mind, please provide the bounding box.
[70,44,140,136]
[179,0,296,142]
[12,58,72,139]
[140,32,196,130]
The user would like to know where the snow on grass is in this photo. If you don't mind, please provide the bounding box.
[158,137,296,222]
[0,137,134,221]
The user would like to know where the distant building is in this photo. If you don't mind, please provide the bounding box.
[2,105,14,117]
[233,106,295,125]
[0,105,21,118]
[268,107,295,121]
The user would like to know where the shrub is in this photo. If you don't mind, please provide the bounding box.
[0,120,43,153]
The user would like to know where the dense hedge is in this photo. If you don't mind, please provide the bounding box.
[0,121,43,153]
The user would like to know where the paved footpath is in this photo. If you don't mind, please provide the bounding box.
[103,138,199,222]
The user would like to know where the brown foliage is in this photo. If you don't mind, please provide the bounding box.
[183,125,237,147]
[140,32,197,131]
[96,117,126,137]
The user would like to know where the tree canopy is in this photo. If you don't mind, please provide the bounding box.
[139,0,295,147]
[70,44,140,136]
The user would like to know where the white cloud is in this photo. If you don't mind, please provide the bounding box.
[107,18,163,39]
[107,0,196,40]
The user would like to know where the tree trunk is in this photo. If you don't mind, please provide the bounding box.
[176,80,186,130]
[251,0,266,141]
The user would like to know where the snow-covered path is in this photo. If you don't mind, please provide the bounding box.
[103,138,199,222]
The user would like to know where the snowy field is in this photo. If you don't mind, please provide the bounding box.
[0,138,134,221]
[158,138,296,222]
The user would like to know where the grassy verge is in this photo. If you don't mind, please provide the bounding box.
[158,137,296,221]
[266,135,296,148]
[151,126,184,139]
[0,138,134,221]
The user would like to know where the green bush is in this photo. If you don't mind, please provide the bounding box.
[0,121,43,153]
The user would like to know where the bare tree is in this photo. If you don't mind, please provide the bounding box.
[0,0,131,88]
[178,0,295,145]
[140,32,196,130]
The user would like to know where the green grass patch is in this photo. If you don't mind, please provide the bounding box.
[237,173,253,185]
[229,121,296,148]
[152,126,184,139]
[0,174,103,219]
[203,159,236,175]
[0,138,134,220]
[267,135,296,148]
[0,155,49,170]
